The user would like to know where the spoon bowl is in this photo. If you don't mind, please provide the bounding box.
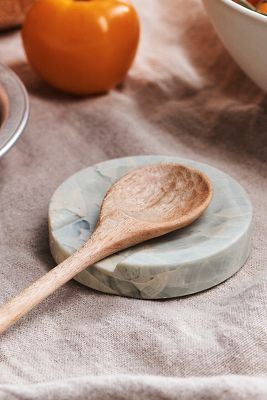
[97,163,213,249]
[0,163,212,334]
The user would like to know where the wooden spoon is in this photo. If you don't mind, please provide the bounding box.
[0,163,212,334]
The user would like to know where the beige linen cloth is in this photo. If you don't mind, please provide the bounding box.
[0,0,267,399]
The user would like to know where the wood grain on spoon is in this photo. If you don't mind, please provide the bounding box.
[0,164,213,334]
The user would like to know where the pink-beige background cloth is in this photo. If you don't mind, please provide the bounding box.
[0,0,267,398]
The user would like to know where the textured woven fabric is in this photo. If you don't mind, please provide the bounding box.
[0,0,267,398]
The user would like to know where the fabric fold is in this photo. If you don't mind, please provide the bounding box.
[1,375,267,400]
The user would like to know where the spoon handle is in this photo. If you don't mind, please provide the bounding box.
[0,237,112,335]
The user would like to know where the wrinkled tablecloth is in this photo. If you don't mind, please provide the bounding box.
[0,0,267,399]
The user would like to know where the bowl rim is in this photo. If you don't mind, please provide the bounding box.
[219,0,267,22]
[0,63,29,158]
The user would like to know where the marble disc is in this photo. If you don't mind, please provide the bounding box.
[48,156,252,299]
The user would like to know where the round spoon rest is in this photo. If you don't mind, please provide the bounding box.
[48,156,252,299]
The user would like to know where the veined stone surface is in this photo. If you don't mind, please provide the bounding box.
[48,156,252,299]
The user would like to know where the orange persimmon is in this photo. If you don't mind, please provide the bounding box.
[22,0,140,95]
[257,2,267,14]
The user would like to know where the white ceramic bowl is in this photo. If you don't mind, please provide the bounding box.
[203,0,267,91]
